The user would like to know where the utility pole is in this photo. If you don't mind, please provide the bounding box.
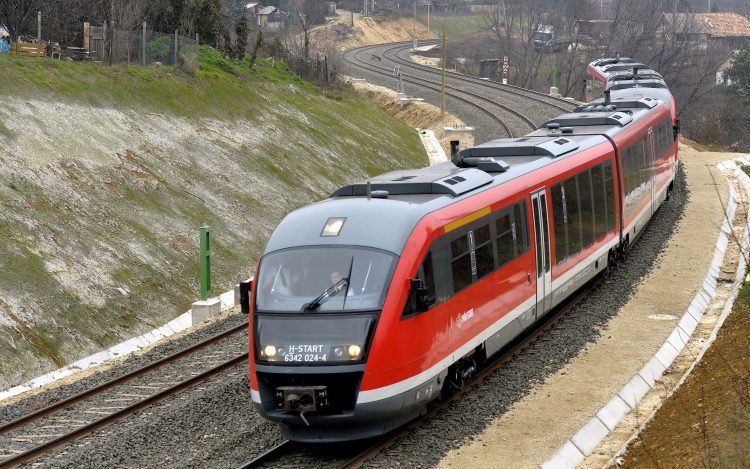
[414,1,417,39]
[441,18,446,115]
[351,0,354,26]
[37,12,41,43]
[142,22,146,66]
[427,4,430,39]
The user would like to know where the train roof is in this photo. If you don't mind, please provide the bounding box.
[588,56,672,108]
[262,97,670,257]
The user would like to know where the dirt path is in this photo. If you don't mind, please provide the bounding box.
[437,143,744,468]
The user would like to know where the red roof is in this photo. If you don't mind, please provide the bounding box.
[694,12,750,37]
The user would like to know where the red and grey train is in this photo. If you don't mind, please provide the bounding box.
[242,57,679,441]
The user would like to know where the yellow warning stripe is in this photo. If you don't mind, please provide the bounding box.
[444,206,491,233]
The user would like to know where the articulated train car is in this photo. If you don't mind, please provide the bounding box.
[244,58,679,442]
[586,55,678,133]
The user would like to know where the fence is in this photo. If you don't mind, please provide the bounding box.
[86,25,199,70]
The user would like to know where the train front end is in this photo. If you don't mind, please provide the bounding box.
[248,197,426,441]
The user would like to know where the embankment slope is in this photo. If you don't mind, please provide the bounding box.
[0,51,427,390]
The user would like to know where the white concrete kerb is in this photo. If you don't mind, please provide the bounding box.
[0,279,249,404]
[540,157,750,469]
[417,129,448,166]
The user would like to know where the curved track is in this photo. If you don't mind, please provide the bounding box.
[342,41,576,144]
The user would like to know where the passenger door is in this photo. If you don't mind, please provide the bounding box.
[531,189,552,319]
[648,128,656,216]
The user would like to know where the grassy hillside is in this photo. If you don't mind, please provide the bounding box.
[0,48,427,389]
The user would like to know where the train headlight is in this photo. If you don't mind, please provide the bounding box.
[264,345,277,357]
[348,345,361,357]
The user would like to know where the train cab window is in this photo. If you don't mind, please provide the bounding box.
[496,214,514,267]
[579,170,595,249]
[604,162,617,232]
[592,164,607,240]
[474,224,494,279]
[563,177,581,257]
[551,184,566,265]
[450,234,472,294]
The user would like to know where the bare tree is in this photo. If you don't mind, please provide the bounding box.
[0,0,41,42]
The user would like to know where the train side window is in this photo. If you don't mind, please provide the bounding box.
[578,169,595,249]
[621,147,630,207]
[604,161,617,232]
[496,213,515,267]
[513,202,529,255]
[592,164,607,240]
[550,184,567,265]
[640,136,649,190]
[474,223,494,279]
[401,250,437,318]
[450,233,472,294]
[564,177,581,257]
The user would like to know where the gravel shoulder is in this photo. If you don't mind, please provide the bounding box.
[436,143,739,468]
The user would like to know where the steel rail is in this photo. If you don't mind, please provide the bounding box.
[0,321,248,435]
[344,49,537,138]
[235,440,298,469]
[0,353,249,469]
[375,42,541,131]
[381,40,577,111]
[343,46,516,138]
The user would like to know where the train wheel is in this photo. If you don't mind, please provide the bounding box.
[603,250,616,279]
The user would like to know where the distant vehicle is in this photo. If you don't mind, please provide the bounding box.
[533,25,572,52]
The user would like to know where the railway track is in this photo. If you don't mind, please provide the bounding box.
[235,277,603,469]
[387,42,575,112]
[342,41,577,142]
[343,44,516,138]
[0,320,250,468]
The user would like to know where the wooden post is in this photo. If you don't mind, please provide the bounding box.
[441,18,446,115]
[174,30,178,66]
[142,22,146,66]
[413,1,416,39]
[83,22,90,50]
[196,33,200,70]
[37,12,41,43]
[108,21,113,66]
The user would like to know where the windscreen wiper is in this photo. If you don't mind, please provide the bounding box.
[303,279,348,311]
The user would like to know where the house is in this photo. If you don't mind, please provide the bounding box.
[258,6,288,30]
[694,12,750,49]
[659,13,708,44]
[245,2,259,15]
[716,49,739,85]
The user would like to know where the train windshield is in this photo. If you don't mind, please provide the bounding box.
[255,247,397,312]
